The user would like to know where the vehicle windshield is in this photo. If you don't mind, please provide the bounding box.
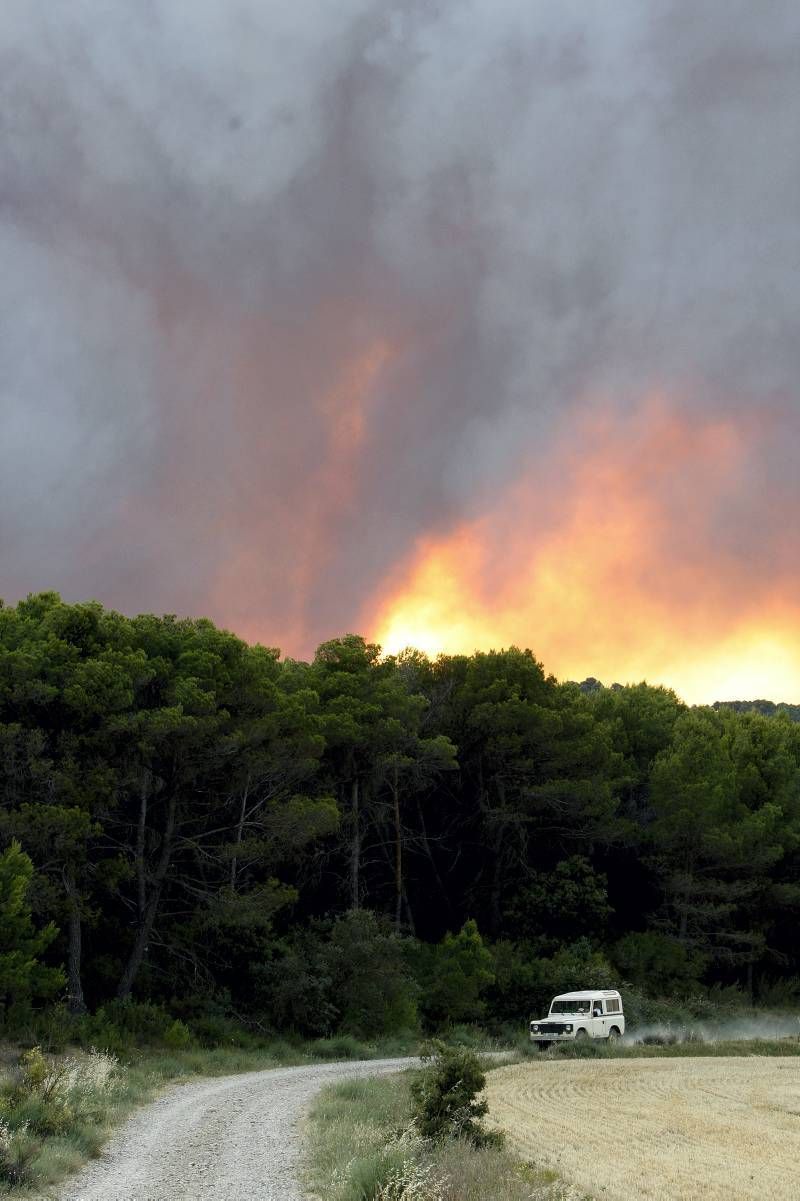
[550,999,591,1014]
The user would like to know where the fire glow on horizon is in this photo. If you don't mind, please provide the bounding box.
[366,398,800,706]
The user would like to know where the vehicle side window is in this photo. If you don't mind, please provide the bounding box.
[607,999,619,1013]
[593,999,603,1015]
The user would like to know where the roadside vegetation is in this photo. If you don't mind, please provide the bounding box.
[0,1044,146,1193]
[306,1045,583,1201]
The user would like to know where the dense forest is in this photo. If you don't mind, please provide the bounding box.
[1,593,799,1041]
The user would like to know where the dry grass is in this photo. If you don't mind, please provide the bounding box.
[432,1139,587,1201]
[487,1055,800,1200]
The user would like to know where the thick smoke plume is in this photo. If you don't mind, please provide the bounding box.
[2,2,799,697]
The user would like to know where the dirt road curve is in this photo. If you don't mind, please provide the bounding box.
[488,1056,800,1201]
[58,1057,415,1201]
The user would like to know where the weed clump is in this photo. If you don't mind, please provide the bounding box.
[0,1116,37,1187]
[334,1126,447,1201]
[0,1046,120,1188]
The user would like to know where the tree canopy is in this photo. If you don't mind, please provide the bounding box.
[1,593,799,1030]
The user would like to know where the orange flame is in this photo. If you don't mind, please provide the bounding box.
[367,398,800,704]
[210,329,395,652]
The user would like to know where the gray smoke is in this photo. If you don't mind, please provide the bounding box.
[626,1014,800,1046]
[2,1,799,653]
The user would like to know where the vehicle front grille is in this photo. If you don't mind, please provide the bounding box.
[537,1023,566,1034]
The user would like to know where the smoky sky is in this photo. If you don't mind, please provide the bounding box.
[1,1,799,656]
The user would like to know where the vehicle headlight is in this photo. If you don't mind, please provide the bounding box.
[531,1024,539,1033]
[565,1024,573,1032]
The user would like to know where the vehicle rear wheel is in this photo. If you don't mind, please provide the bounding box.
[608,1027,621,1043]
[574,1028,588,1040]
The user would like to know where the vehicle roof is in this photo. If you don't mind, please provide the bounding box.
[552,990,621,999]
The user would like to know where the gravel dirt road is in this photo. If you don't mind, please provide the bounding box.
[58,1056,416,1201]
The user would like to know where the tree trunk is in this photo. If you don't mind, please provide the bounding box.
[136,773,148,923]
[230,777,250,891]
[415,796,453,918]
[489,825,507,937]
[479,765,505,936]
[350,777,360,910]
[117,792,177,1000]
[678,854,693,943]
[401,881,416,936]
[393,766,402,933]
[65,873,86,1015]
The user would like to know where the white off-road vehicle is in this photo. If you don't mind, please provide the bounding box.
[529,989,625,1048]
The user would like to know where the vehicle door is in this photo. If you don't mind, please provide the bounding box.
[591,998,606,1038]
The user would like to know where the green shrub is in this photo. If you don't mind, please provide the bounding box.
[415,920,494,1028]
[260,1038,298,1062]
[163,1019,194,1050]
[89,1000,173,1045]
[410,1043,500,1147]
[256,912,419,1039]
[612,932,706,994]
[486,941,549,1026]
[309,1034,373,1061]
[444,1025,499,1050]
[23,1004,80,1053]
[322,912,420,1038]
[84,1022,128,1058]
[251,934,337,1038]
[539,938,617,999]
[12,1000,174,1056]
[188,1014,259,1048]
[757,975,800,1008]
[485,936,617,1028]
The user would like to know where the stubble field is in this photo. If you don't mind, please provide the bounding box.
[487,1056,800,1200]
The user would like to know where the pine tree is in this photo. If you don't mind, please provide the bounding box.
[0,841,63,1014]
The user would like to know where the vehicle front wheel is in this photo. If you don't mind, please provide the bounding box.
[608,1027,621,1043]
[574,1028,588,1041]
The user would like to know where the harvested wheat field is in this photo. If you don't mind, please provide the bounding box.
[487,1056,800,1201]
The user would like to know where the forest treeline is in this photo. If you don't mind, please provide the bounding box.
[1,592,799,1040]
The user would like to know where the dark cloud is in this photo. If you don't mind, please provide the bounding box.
[1,1,798,653]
